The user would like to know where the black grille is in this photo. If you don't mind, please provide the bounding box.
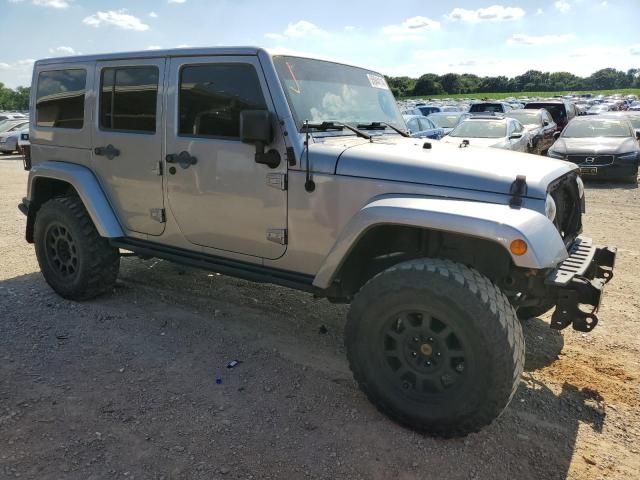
[549,173,582,248]
[566,154,614,166]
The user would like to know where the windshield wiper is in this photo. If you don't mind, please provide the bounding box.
[302,121,371,140]
[357,121,410,138]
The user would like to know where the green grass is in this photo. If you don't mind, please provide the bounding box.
[399,88,640,101]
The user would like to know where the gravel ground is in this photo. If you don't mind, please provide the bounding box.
[1,155,639,480]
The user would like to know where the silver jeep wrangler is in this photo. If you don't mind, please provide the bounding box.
[19,47,616,437]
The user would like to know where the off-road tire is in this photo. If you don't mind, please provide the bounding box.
[517,300,556,320]
[34,196,120,301]
[345,258,525,437]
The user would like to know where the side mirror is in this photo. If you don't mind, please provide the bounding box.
[635,130,640,140]
[509,133,523,140]
[553,131,562,140]
[543,120,550,126]
[240,110,281,169]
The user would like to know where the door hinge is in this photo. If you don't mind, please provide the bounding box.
[266,173,287,191]
[150,208,166,223]
[153,160,163,176]
[267,228,288,245]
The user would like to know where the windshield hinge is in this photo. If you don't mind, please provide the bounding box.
[266,173,287,191]
[267,228,288,245]
[150,208,166,223]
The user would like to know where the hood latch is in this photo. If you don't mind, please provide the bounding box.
[509,175,528,208]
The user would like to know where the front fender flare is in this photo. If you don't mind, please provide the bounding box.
[27,161,124,238]
[313,196,568,289]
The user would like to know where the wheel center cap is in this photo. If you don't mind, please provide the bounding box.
[420,343,433,356]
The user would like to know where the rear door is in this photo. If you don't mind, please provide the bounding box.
[91,58,166,236]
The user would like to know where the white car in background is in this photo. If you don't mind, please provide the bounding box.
[440,115,531,152]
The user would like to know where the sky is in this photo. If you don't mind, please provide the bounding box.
[1,0,639,88]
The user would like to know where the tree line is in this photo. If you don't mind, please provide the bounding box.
[386,68,640,98]
[0,83,30,111]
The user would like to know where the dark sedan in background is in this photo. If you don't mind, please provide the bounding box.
[506,108,557,155]
[403,114,445,140]
[548,116,640,183]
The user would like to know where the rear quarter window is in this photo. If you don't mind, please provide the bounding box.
[36,69,87,129]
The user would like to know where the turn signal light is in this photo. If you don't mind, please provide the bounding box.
[510,239,528,256]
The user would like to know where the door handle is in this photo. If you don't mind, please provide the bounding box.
[166,151,197,169]
[94,144,120,160]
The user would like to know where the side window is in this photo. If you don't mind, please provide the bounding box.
[100,66,159,133]
[36,69,87,129]
[406,118,419,132]
[419,118,434,130]
[179,63,267,139]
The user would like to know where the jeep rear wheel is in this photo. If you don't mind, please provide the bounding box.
[34,196,120,301]
[345,258,524,437]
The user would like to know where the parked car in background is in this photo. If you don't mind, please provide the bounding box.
[427,112,471,135]
[524,100,576,131]
[18,128,30,169]
[548,117,640,183]
[440,115,530,152]
[587,104,611,115]
[0,121,29,153]
[0,112,26,122]
[403,114,445,139]
[468,102,513,114]
[0,118,29,134]
[506,109,557,155]
[629,101,640,111]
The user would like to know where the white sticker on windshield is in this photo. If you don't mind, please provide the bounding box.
[367,74,389,90]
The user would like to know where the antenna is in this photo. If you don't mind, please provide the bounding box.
[304,120,315,192]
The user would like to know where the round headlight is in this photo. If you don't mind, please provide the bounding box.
[576,175,584,198]
[545,194,557,222]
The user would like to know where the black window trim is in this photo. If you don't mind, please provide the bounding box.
[35,68,88,131]
[98,65,160,136]
[177,61,268,142]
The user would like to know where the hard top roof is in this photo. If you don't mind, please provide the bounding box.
[35,46,263,66]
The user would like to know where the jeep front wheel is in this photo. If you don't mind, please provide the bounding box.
[34,196,120,301]
[345,258,524,437]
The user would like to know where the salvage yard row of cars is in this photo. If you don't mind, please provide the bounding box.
[400,94,640,183]
[0,111,29,155]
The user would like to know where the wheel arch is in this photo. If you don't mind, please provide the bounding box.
[25,161,123,243]
[313,195,568,296]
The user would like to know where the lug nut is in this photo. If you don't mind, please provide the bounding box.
[428,337,434,342]
[456,363,464,372]
[411,352,417,357]
[436,352,441,357]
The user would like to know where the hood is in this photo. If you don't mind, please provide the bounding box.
[552,136,639,155]
[318,135,574,199]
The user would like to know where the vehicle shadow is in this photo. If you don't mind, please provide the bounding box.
[0,269,606,480]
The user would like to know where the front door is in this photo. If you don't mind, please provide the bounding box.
[91,59,166,236]
[164,56,287,260]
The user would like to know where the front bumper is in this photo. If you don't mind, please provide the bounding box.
[546,236,616,332]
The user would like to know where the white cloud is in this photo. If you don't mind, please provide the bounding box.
[554,1,571,13]
[146,45,163,50]
[630,45,640,55]
[265,20,326,40]
[9,0,71,7]
[507,33,574,46]
[447,5,525,23]
[48,46,76,55]
[83,10,150,31]
[536,8,544,14]
[149,11,158,18]
[168,0,186,3]
[382,16,440,40]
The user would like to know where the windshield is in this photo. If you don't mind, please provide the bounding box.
[449,120,506,138]
[506,111,540,126]
[429,114,461,128]
[0,121,24,133]
[273,56,404,131]
[562,119,631,138]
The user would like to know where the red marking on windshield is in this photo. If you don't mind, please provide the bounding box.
[286,62,301,94]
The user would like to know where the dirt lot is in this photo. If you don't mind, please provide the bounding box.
[1,155,639,480]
